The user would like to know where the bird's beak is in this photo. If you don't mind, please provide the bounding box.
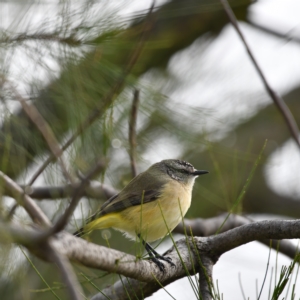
[192,170,209,176]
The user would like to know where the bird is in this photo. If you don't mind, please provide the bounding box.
[74,159,208,271]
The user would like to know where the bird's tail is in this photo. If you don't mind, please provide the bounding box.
[73,213,121,238]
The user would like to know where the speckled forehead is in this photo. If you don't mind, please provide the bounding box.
[165,159,195,171]
[175,160,194,169]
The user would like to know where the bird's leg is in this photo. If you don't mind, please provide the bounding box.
[138,234,175,272]
[145,242,175,267]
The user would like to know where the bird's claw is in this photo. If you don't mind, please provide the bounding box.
[148,255,175,272]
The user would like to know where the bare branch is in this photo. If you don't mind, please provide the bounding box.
[199,256,214,300]
[0,218,46,246]
[28,3,156,185]
[174,214,299,260]
[46,243,84,300]
[128,89,139,177]
[0,171,51,226]
[89,219,300,300]
[62,219,300,282]
[51,232,198,283]
[17,182,117,200]
[0,220,84,299]
[247,19,300,45]
[207,219,300,256]
[17,162,107,246]
[91,279,151,300]
[5,203,19,221]
[0,32,82,46]
[46,160,106,236]
[14,90,74,184]
[3,217,300,300]
[220,0,300,149]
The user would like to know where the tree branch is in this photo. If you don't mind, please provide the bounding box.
[28,2,155,185]
[12,87,74,184]
[0,171,51,226]
[198,256,214,300]
[247,19,300,45]
[46,243,84,300]
[14,182,117,200]
[51,232,199,283]
[174,214,298,260]
[44,160,106,237]
[2,215,300,300]
[208,219,300,256]
[0,32,82,46]
[220,0,300,149]
[89,219,300,300]
[128,89,139,178]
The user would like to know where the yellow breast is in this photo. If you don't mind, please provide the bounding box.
[117,180,193,242]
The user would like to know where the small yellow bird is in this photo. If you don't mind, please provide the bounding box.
[74,159,208,270]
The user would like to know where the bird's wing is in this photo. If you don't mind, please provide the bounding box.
[86,171,167,223]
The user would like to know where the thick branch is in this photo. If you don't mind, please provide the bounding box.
[208,219,300,256]
[90,219,300,300]
[2,217,300,300]
[50,232,200,283]
[174,214,298,259]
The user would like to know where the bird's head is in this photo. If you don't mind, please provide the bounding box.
[159,159,208,185]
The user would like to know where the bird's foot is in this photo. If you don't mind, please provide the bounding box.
[148,256,166,272]
[147,254,175,272]
[156,255,176,268]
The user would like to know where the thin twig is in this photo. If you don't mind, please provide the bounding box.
[41,160,106,237]
[12,182,117,200]
[1,33,82,46]
[28,2,155,186]
[0,171,51,226]
[220,0,300,149]
[50,160,106,233]
[46,243,84,300]
[129,89,139,178]
[247,19,300,45]
[198,256,214,300]
[238,273,247,300]
[13,89,74,184]
[5,203,19,221]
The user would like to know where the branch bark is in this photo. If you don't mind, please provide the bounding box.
[2,215,300,300]
[88,219,300,300]
[174,214,298,259]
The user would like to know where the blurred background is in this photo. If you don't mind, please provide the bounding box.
[0,0,300,299]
